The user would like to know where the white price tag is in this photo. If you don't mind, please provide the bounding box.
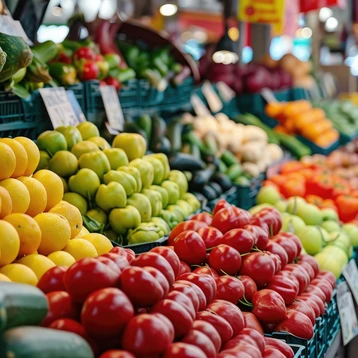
[261,88,278,103]
[39,87,79,128]
[105,122,119,135]
[191,94,211,117]
[0,15,32,44]
[343,260,358,304]
[216,81,236,102]
[100,86,124,132]
[202,81,223,113]
[337,281,358,346]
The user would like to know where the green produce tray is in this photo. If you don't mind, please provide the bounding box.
[205,186,238,212]
[119,79,139,109]
[296,135,340,156]
[290,87,309,101]
[292,344,306,358]
[138,79,165,108]
[324,290,339,342]
[233,174,265,210]
[67,82,86,112]
[163,77,193,107]
[83,80,104,121]
[111,236,168,254]
[0,90,50,139]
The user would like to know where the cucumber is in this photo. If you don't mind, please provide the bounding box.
[137,114,152,141]
[167,119,183,154]
[0,326,94,358]
[220,150,238,167]
[0,282,48,332]
[0,33,33,83]
[226,164,243,181]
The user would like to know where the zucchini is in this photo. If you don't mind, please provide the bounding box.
[0,326,94,358]
[220,150,238,167]
[0,33,33,83]
[0,282,48,332]
[151,137,171,154]
[226,164,243,181]
[169,153,205,171]
[207,182,223,197]
[189,164,216,192]
[0,46,6,73]
[150,115,167,148]
[275,132,311,158]
[201,185,217,201]
[211,172,232,192]
[137,114,152,141]
[167,119,183,154]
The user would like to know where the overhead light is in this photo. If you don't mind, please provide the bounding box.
[52,5,63,16]
[212,34,239,64]
[325,17,339,32]
[319,7,333,22]
[301,27,312,39]
[160,4,178,17]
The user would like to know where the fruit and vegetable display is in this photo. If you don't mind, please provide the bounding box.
[35,122,200,246]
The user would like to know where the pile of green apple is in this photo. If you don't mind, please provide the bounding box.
[35,122,200,246]
[253,186,358,278]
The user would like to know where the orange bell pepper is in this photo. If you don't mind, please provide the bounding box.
[319,199,338,212]
[306,195,323,206]
[281,161,305,175]
[281,179,306,198]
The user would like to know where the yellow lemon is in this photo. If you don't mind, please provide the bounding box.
[3,213,42,256]
[17,177,47,217]
[62,192,88,216]
[77,122,100,140]
[35,213,71,255]
[0,220,20,266]
[0,138,28,178]
[75,226,89,238]
[17,253,55,279]
[0,179,30,214]
[0,263,38,285]
[60,177,69,193]
[33,170,64,211]
[82,233,113,255]
[14,137,40,176]
[0,187,12,219]
[0,273,11,282]
[63,238,98,260]
[0,142,16,180]
[48,251,76,267]
[49,201,83,238]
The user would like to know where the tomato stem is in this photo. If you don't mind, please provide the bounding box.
[238,299,254,308]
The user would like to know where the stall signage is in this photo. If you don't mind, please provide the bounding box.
[343,260,358,305]
[99,85,124,132]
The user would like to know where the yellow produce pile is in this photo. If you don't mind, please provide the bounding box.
[0,137,112,286]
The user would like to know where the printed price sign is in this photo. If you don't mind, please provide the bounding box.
[191,94,211,117]
[39,87,79,128]
[100,86,124,132]
[343,260,358,304]
[261,88,278,103]
[337,280,358,345]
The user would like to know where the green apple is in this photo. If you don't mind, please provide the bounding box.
[296,225,322,255]
[168,170,188,198]
[143,156,165,185]
[141,189,163,217]
[274,200,287,213]
[281,214,306,234]
[296,203,323,226]
[103,148,128,170]
[88,136,111,150]
[161,181,180,205]
[286,196,307,215]
[321,220,341,233]
[321,208,339,222]
[176,199,193,218]
[129,159,154,189]
[328,231,351,255]
[95,182,127,212]
[248,204,274,216]
[167,205,186,222]
[103,170,136,196]
[56,125,82,150]
[78,151,111,180]
[150,185,169,209]
[77,122,100,140]
[315,250,346,279]
[118,166,142,193]
[343,223,358,247]
[182,192,201,212]
[127,193,152,222]
[68,168,100,199]
[319,227,331,244]
[256,186,283,205]
[71,140,100,159]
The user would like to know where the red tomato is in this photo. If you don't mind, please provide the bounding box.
[296,296,320,318]
[239,252,275,287]
[239,328,266,353]
[265,243,288,267]
[283,264,310,294]
[42,291,77,327]
[263,347,287,358]
[123,249,135,262]
[266,252,282,274]
[197,227,223,248]
[213,200,232,216]
[104,77,120,92]
[182,329,216,358]
[96,257,122,277]
[222,229,255,253]
[193,266,219,279]
[223,335,258,351]
[311,278,333,302]
[274,310,314,340]
[122,313,174,355]
[109,247,131,260]
[245,224,269,250]
[196,310,233,343]
[298,261,315,281]
[64,258,119,303]
[49,318,85,337]
[143,266,170,296]
[99,350,135,358]
[168,221,208,245]
[192,320,222,353]
[73,47,96,61]
[264,337,294,358]
[175,280,207,311]
[150,299,193,339]
[288,301,316,325]
[242,312,264,334]
[271,235,298,263]
[150,246,181,278]
[298,293,325,315]
[132,252,175,285]
[277,232,302,256]
[191,212,213,225]
[212,207,251,234]
[166,291,196,320]
[163,343,206,358]
[305,285,327,303]
[209,244,242,275]
[215,276,245,304]
[179,260,191,275]
[221,343,262,358]
[170,283,200,313]
[174,231,206,265]
[239,275,257,302]
[37,266,67,294]
[218,351,250,358]
[315,270,336,289]
[252,208,282,236]
[252,289,287,324]
[101,253,130,271]
[207,300,244,337]
[266,275,299,305]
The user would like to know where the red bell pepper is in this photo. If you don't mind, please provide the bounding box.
[336,195,358,223]
[306,175,333,199]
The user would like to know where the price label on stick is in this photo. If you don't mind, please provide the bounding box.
[337,281,358,346]
[191,94,211,116]
[343,260,358,304]
[39,87,79,128]
[261,88,278,103]
[201,81,223,113]
[100,85,124,132]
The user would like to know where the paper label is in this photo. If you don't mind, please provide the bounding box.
[191,94,211,116]
[39,87,80,128]
[100,86,124,132]
[261,88,279,103]
[216,81,236,102]
[343,260,358,304]
[201,81,223,113]
[0,15,32,43]
[105,122,120,135]
[337,280,358,346]
[66,90,86,123]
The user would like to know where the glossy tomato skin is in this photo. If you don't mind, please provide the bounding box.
[213,199,232,216]
[240,252,275,287]
[163,342,206,358]
[299,261,315,281]
[266,241,289,268]
[168,221,208,245]
[277,232,302,256]
[282,264,310,294]
[99,350,135,358]
[298,255,319,277]
[173,231,207,265]
[49,318,86,337]
[253,207,282,236]
[239,328,266,353]
[245,224,269,250]
[119,266,164,307]
[81,287,134,339]
[42,291,78,327]
[298,293,325,315]
[264,337,294,358]
[143,266,170,297]
[223,335,257,351]
[109,247,133,262]
[122,313,174,355]
[266,275,299,305]
[215,276,245,304]
[209,244,242,275]
[222,229,255,253]
[101,253,130,271]
[179,273,217,304]
[193,266,219,278]
[263,347,287,358]
[288,301,316,325]
[316,270,336,289]
[221,343,262,358]
[166,291,196,320]
[191,212,213,225]
[170,283,200,312]
[37,266,67,294]
[252,289,287,324]
[271,236,298,263]
[132,252,175,285]
[311,278,333,302]
[212,207,251,234]
[305,285,327,303]
[197,227,223,248]
[266,252,282,274]
[274,310,314,340]
[64,258,119,303]
[179,261,191,276]
[192,320,222,353]
[242,312,264,334]
[239,275,257,302]
[123,249,135,263]
[150,246,181,278]
[96,257,122,277]
[182,329,216,358]
[175,279,207,311]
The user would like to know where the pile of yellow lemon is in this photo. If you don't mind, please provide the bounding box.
[0,137,113,286]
